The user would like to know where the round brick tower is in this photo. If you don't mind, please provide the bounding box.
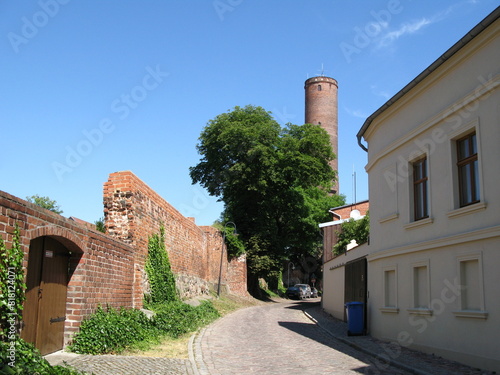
[304,76,339,194]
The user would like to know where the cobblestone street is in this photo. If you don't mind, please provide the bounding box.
[47,299,494,375]
[192,300,410,375]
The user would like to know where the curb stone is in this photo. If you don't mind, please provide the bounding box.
[188,331,200,375]
[303,309,432,375]
[303,306,494,375]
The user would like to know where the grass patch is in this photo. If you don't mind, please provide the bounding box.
[124,293,261,358]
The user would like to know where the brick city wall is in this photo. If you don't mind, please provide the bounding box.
[103,171,248,304]
[0,172,248,348]
[0,190,136,343]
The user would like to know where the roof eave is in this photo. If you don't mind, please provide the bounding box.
[356,6,500,152]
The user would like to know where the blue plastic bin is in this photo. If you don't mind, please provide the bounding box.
[345,301,364,336]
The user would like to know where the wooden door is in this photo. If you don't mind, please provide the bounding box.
[21,237,69,355]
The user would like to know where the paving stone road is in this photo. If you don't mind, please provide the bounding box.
[47,299,494,375]
[192,299,411,375]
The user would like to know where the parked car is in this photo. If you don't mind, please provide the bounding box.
[310,287,319,298]
[294,284,312,299]
[286,286,304,299]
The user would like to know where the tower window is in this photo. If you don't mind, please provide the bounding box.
[318,85,322,91]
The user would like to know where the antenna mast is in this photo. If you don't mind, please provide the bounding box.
[352,167,357,205]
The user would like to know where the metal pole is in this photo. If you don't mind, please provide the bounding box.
[287,262,294,288]
[287,263,290,287]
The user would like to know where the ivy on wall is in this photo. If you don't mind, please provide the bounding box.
[224,230,245,258]
[0,225,26,341]
[144,225,178,307]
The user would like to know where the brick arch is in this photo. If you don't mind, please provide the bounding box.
[25,225,86,254]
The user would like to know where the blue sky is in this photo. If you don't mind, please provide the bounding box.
[1,1,497,226]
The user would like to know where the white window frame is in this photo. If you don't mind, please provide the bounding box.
[404,150,433,229]
[447,118,487,219]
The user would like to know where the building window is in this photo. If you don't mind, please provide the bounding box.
[413,158,428,221]
[380,266,399,313]
[457,132,479,207]
[460,259,480,310]
[384,269,396,307]
[413,265,429,309]
[318,85,322,91]
[453,253,488,319]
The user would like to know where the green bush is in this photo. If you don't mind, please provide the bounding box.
[0,339,87,375]
[68,301,220,355]
[68,306,155,355]
[333,212,370,256]
[152,301,220,338]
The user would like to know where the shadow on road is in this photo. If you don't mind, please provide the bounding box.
[284,299,321,310]
[277,319,404,374]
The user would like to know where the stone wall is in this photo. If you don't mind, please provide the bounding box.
[103,171,248,303]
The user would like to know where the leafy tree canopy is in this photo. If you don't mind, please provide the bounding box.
[26,194,63,214]
[333,212,370,256]
[190,105,345,279]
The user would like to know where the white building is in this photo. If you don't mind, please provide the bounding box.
[357,7,500,372]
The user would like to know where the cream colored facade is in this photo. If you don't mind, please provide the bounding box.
[357,9,500,372]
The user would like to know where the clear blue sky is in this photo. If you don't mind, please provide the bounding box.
[1,1,497,226]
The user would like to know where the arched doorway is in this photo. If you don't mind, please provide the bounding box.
[21,236,79,355]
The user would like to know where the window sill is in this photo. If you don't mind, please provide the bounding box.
[380,307,399,314]
[407,308,433,316]
[447,202,487,219]
[404,217,433,230]
[453,310,488,319]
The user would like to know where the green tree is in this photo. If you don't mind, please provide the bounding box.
[94,217,106,233]
[26,195,63,214]
[333,212,370,256]
[190,105,344,292]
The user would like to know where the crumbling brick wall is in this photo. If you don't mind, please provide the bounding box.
[103,171,248,304]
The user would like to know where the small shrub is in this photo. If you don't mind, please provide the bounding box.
[152,301,219,338]
[0,339,87,375]
[68,306,154,355]
[68,301,220,355]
